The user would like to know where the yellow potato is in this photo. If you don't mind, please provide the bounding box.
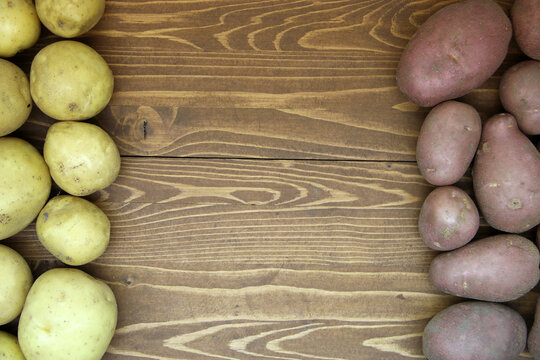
[30,41,114,121]
[0,245,32,325]
[18,268,117,360]
[0,331,25,360]
[36,0,105,38]
[43,121,121,196]
[0,59,32,136]
[0,0,40,58]
[36,195,110,266]
[0,137,51,240]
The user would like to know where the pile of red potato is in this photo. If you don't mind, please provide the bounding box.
[397,0,540,359]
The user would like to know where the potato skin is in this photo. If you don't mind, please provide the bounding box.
[423,301,527,360]
[396,0,511,107]
[529,298,540,359]
[0,59,32,137]
[512,0,540,60]
[430,234,540,302]
[0,331,26,360]
[18,268,117,360]
[0,137,52,240]
[472,113,540,232]
[416,101,481,185]
[0,245,32,325]
[30,40,113,121]
[36,195,110,266]
[36,0,105,38]
[500,61,540,135]
[0,0,41,58]
[419,186,479,251]
[44,121,121,196]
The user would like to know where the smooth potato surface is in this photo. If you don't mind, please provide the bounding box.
[396,0,511,107]
[0,0,40,57]
[416,101,481,185]
[423,301,526,360]
[529,299,540,359]
[472,113,540,233]
[0,245,32,325]
[36,195,110,266]
[430,234,540,302]
[419,186,479,251]
[0,331,25,360]
[0,59,32,137]
[18,268,117,360]
[44,121,121,196]
[30,40,113,121]
[36,0,105,38]
[0,137,51,240]
[512,0,540,60]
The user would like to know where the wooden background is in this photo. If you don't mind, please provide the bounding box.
[2,0,537,358]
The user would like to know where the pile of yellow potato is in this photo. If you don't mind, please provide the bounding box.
[0,1,119,359]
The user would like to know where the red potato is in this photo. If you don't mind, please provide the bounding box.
[472,113,540,233]
[416,101,481,185]
[423,301,527,360]
[512,0,540,60]
[396,0,511,107]
[530,298,540,359]
[419,186,479,251]
[500,60,540,134]
[429,234,540,302]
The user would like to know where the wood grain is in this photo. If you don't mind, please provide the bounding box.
[4,159,537,359]
[2,0,537,359]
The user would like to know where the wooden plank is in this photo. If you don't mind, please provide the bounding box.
[4,158,536,359]
[12,0,521,159]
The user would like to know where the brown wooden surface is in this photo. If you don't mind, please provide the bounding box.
[2,0,537,359]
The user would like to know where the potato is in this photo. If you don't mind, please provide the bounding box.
[512,0,540,60]
[0,0,40,58]
[0,137,51,240]
[0,245,32,325]
[44,121,121,196]
[0,331,25,360]
[36,195,110,266]
[30,40,114,121]
[0,59,32,137]
[500,61,540,135]
[416,101,481,185]
[529,298,540,359]
[36,0,105,38]
[429,234,540,302]
[472,113,540,233]
[18,268,117,360]
[419,186,479,251]
[423,301,526,360]
[396,0,511,107]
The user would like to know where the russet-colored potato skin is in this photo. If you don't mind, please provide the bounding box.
[0,59,32,137]
[0,331,26,360]
[500,61,540,135]
[418,186,479,251]
[44,121,121,196]
[512,0,540,60]
[36,0,105,38]
[0,0,40,58]
[472,113,540,233]
[396,0,511,107]
[0,137,52,240]
[18,268,117,360]
[30,40,114,121]
[0,245,32,325]
[423,301,527,360]
[36,195,110,266]
[416,101,481,185]
[429,234,540,302]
